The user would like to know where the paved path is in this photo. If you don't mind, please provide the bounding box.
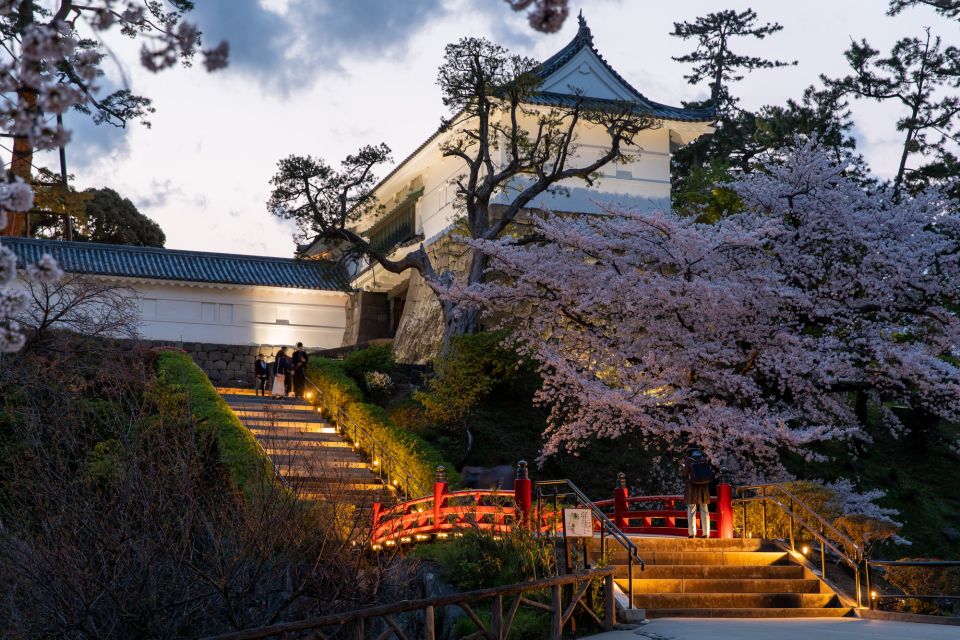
[586,617,959,640]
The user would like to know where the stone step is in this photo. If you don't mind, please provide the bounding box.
[630,592,838,610]
[606,550,791,566]
[617,578,824,594]
[644,607,853,619]
[614,564,805,580]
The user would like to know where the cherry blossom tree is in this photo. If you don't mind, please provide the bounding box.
[504,0,570,33]
[449,140,960,477]
[1,0,227,351]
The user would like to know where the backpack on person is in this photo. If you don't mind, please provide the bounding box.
[688,454,713,485]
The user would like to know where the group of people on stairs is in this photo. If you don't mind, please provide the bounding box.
[253,343,310,399]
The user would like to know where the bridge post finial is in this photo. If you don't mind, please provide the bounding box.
[435,465,446,483]
[616,471,626,489]
[516,459,529,480]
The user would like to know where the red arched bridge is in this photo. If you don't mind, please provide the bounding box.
[371,462,734,548]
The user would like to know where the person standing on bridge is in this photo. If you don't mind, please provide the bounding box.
[291,342,309,399]
[682,445,714,538]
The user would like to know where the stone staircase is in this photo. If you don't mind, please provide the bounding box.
[218,388,395,512]
[592,537,854,618]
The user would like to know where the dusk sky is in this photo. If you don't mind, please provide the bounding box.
[32,0,960,257]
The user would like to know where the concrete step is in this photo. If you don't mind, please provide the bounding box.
[248,424,338,436]
[222,397,312,409]
[614,564,805,580]
[225,403,316,415]
[617,578,823,594]
[606,537,775,552]
[255,432,352,445]
[644,607,853,619]
[300,489,397,503]
[269,457,376,474]
[234,411,327,421]
[606,550,791,566]
[630,592,838,610]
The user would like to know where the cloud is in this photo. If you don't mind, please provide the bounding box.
[57,109,131,181]
[191,0,447,92]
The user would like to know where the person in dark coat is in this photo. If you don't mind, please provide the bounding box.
[291,342,309,399]
[254,353,269,396]
[682,445,714,538]
[273,347,292,398]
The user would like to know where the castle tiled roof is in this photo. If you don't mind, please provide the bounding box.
[4,237,351,291]
[532,13,715,123]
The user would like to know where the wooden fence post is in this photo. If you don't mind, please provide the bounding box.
[424,605,435,640]
[604,573,615,629]
[551,584,563,640]
[491,594,503,640]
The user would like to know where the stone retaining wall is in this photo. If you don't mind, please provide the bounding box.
[146,340,291,387]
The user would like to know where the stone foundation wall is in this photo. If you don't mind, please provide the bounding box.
[391,232,471,364]
[146,340,291,387]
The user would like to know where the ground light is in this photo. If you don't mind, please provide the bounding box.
[802,545,810,556]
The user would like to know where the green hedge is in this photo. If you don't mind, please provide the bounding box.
[155,350,274,492]
[306,357,459,495]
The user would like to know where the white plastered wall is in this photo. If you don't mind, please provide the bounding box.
[16,274,350,349]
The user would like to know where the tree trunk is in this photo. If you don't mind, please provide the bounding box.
[435,246,488,355]
[2,2,36,237]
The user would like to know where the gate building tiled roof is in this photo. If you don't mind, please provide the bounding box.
[4,237,351,291]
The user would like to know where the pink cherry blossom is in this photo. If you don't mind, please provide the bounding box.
[446,140,960,479]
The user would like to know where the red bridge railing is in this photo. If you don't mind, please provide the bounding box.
[590,471,734,538]
[371,463,734,546]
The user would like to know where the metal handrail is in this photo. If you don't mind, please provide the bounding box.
[536,479,645,610]
[737,484,860,558]
[735,482,864,606]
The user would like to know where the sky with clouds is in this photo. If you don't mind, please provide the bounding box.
[29,0,960,256]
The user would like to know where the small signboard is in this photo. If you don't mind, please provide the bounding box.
[563,508,594,538]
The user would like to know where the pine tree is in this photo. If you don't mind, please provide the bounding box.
[887,0,960,19]
[670,8,796,116]
[825,28,960,200]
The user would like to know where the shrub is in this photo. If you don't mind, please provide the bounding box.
[415,331,520,428]
[389,396,430,435]
[414,527,555,591]
[155,350,274,491]
[365,371,394,392]
[452,607,549,640]
[306,357,363,415]
[343,345,396,386]
[306,358,458,495]
[883,560,960,616]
